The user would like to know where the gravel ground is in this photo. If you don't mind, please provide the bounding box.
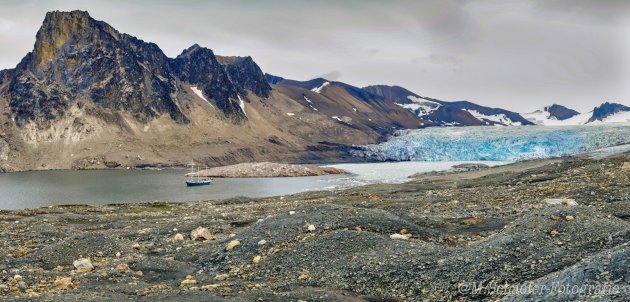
[0,154,628,301]
[189,162,346,178]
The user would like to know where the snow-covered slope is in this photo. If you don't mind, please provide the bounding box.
[590,110,630,124]
[362,85,533,127]
[465,109,523,126]
[525,103,630,126]
[396,96,441,116]
[523,110,591,126]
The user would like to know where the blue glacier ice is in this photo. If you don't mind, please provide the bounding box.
[354,125,630,162]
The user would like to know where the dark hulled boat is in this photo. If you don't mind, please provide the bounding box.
[186,164,212,187]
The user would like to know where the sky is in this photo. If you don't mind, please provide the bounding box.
[0,0,628,113]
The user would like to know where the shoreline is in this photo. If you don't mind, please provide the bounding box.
[0,159,366,174]
[3,141,629,174]
[0,153,628,300]
[186,162,346,178]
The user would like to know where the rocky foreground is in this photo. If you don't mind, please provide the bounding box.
[188,162,346,178]
[0,154,629,301]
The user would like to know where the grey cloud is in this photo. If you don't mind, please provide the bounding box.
[0,0,627,112]
[532,0,630,24]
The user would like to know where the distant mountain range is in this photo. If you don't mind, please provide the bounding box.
[523,102,630,125]
[269,77,630,127]
[0,10,627,171]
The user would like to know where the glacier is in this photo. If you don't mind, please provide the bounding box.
[354,124,630,162]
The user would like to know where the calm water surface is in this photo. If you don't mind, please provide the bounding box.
[0,161,505,210]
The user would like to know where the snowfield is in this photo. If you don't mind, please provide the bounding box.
[466,109,522,126]
[523,106,630,126]
[397,96,441,116]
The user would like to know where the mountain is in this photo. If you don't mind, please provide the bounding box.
[264,74,421,133]
[545,104,580,120]
[589,102,630,123]
[524,104,583,125]
[10,11,187,127]
[1,11,625,172]
[363,85,534,126]
[264,74,329,91]
[524,102,630,126]
[0,11,419,171]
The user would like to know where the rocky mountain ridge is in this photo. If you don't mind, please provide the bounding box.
[6,10,274,127]
[590,102,630,122]
[0,10,419,171]
[543,104,580,120]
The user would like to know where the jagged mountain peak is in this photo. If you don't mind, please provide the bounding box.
[216,55,271,98]
[2,10,280,127]
[41,10,93,28]
[541,104,580,120]
[34,10,120,66]
[177,44,213,58]
[589,102,630,122]
[216,55,252,65]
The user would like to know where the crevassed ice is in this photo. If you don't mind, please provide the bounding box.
[353,124,630,161]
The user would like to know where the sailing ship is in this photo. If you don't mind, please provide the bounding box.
[186,163,212,187]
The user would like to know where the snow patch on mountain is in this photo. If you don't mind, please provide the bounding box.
[311,82,330,93]
[590,110,630,124]
[523,105,587,126]
[524,105,630,126]
[465,109,523,126]
[190,86,206,102]
[303,96,318,111]
[237,95,246,116]
[397,96,441,116]
[524,110,592,126]
[191,86,214,108]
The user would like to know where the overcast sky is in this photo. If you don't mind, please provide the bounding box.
[0,0,628,112]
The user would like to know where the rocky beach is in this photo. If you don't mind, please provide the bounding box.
[188,162,346,178]
[0,153,628,301]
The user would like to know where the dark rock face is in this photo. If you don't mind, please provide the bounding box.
[8,10,186,127]
[169,45,244,120]
[0,68,12,86]
[545,104,579,120]
[217,56,271,98]
[589,102,630,122]
[2,11,273,127]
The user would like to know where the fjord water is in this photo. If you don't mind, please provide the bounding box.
[0,169,338,210]
[0,161,496,210]
[2,124,627,210]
